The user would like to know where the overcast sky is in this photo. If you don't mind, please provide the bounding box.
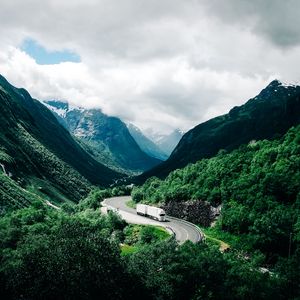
[0,0,299,134]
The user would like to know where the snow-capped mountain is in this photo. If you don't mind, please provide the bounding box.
[43,100,84,118]
[144,128,184,156]
[43,100,162,174]
[127,123,168,161]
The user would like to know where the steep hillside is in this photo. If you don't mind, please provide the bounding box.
[127,123,168,160]
[0,75,121,210]
[133,124,300,261]
[139,80,300,180]
[44,100,162,173]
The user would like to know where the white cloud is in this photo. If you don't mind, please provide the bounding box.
[0,0,299,134]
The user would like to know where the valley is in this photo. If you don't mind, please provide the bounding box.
[1,2,299,299]
[0,75,300,299]
[44,100,163,174]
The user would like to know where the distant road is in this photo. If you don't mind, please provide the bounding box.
[102,196,203,244]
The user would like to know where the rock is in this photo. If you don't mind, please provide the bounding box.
[161,200,214,227]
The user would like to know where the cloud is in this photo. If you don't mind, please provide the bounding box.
[0,0,299,134]
[201,0,300,48]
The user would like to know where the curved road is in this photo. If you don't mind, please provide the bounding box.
[102,196,203,244]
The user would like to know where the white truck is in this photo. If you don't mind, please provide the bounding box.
[136,204,166,222]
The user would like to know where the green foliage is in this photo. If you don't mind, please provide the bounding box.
[77,186,132,211]
[0,204,141,300]
[77,188,110,210]
[0,75,122,211]
[125,240,283,300]
[133,126,300,258]
[0,200,298,299]
[125,199,136,209]
[0,147,14,164]
[131,125,300,298]
[0,174,40,213]
[123,224,170,246]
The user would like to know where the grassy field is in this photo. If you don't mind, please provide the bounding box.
[199,223,252,252]
[120,244,138,256]
[125,199,136,209]
[121,224,170,255]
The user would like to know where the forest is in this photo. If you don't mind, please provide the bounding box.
[1,126,300,300]
[132,125,300,297]
[0,193,293,300]
[1,1,300,298]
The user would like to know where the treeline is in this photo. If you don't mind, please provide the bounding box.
[0,199,292,300]
[132,125,300,292]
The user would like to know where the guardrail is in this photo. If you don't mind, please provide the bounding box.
[165,226,176,238]
[167,216,204,243]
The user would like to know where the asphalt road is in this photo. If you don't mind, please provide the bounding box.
[102,196,203,244]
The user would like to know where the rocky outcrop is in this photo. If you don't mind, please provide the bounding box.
[162,200,215,227]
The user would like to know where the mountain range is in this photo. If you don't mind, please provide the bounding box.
[43,100,162,174]
[0,75,121,210]
[126,123,168,161]
[1,74,300,210]
[138,80,300,181]
[143,128,184,156]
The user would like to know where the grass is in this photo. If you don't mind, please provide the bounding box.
[122,224,170,255]
[206,223,254,249]
[126,200,136,209]
[26,177,72,206]
[200,225,231,252]
[121,225,170,256]
[152,225,170,240]
[120,244,138,256]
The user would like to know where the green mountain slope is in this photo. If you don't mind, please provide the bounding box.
[44,100,162,173]
[138,80,300,181]
[0,75,122,211]
[133,124,300,258]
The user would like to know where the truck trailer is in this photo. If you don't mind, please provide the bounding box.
[136,204,166,222]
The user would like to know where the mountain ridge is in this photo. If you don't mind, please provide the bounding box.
[126,123,168,161]
[137,79,300,181]
[44,100,162,174]
[0,75,122,210]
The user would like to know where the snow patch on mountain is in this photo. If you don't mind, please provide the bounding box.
[278,80,300,88]
[43,100,84,117]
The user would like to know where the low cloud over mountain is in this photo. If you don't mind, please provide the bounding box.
[0,0,299,133]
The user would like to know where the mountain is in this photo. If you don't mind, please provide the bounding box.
[156,129,184,156]
[138,80,300,181]
[127,123,168,161]
[144,129,184,156]
[44,100,162,174]
[0,75,122,211]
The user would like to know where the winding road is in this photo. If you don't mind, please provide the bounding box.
[102,196,203,244]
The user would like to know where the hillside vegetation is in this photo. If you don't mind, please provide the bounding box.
[45,101,162,174]
[0,75,122,210]
[132,125,300,265]
[0,196,292,300]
